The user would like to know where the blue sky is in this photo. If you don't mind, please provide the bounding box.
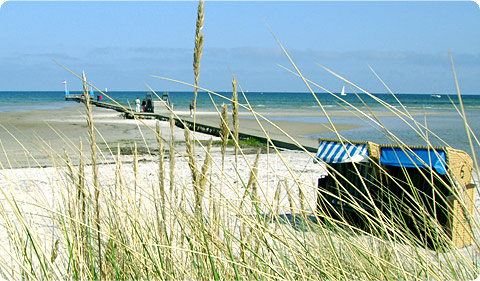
[0,1,479,94]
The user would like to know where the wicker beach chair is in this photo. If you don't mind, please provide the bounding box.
[315,139,381,230]
[315,138,475,248]
[378,145,475,248]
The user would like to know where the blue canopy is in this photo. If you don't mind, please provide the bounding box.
[380,147,447,175]
[316,140,369,163]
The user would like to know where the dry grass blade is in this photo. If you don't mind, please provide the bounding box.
[450,53,479,174]
[184,127,198,186]
[232,76,240,164]
[284,180,295,219]
[82,71,103,278]
[198,138,213,211]
[133,141,138,203]
[220,103,229,161]
[246,148,261,204]
[115,144,124,198]
[169,111,176,195]
[155,120,166,239]
[156,120,166,209]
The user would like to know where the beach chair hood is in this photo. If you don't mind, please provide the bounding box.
[380,147,447,175]
[316,140,369,163]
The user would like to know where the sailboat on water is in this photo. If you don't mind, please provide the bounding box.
[340,86,347,96]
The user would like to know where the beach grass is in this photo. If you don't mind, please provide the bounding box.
[0,2,478,280]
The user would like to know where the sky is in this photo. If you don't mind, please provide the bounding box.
[0,1,479,94]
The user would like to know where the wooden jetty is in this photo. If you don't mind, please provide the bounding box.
[65,94,83,101]
[89,100,318,153]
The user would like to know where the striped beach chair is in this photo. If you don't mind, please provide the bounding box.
[315,139,381,226]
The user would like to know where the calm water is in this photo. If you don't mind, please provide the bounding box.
[1,91,480,112]
[0,91,479,159]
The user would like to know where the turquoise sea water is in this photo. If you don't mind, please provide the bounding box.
[1,91,479,112]
[0,91,479,159]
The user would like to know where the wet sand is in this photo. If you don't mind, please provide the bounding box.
[0,102,444,168]
[0,103,367,168]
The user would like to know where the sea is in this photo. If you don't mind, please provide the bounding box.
[0,91,479,160]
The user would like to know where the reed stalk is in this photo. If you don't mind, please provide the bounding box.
[285,180,295,219]
[192,0,205,129]
[247,148,261,207]
[185,127,199,188]
[232,76,239,165]
[169,111,176,195]
[64,148,81,275]
[115,144,124,199]
[156,120,166,211]
[298,184,306,218]
[158,120,166,237]
[133,142,138,204]
[216,104,229,233]
[78,139,88,277]
[82,71,102,278]
[274,181,282,215]
[273,180,283,230]
[168,111,176,271]
[220,103,229,168]
[63,149,77,192]
[198,138,213,207]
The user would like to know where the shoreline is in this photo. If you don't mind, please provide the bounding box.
[0,103,358,169]
[0,102,474,169]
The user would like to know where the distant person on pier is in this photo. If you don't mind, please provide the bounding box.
[142,99,146,112]
[189,101,195,117]
[135,97,141,113]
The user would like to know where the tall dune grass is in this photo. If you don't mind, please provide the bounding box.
[0,3,479,280]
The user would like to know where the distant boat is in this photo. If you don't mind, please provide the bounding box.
[340,86,347,96]
[431,94,441,98]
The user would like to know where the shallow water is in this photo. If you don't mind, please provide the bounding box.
[1,91,479,159]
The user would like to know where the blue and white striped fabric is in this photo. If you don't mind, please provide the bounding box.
[315,140,369,163]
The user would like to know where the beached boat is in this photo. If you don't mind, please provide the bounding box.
[315,138,475,248]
